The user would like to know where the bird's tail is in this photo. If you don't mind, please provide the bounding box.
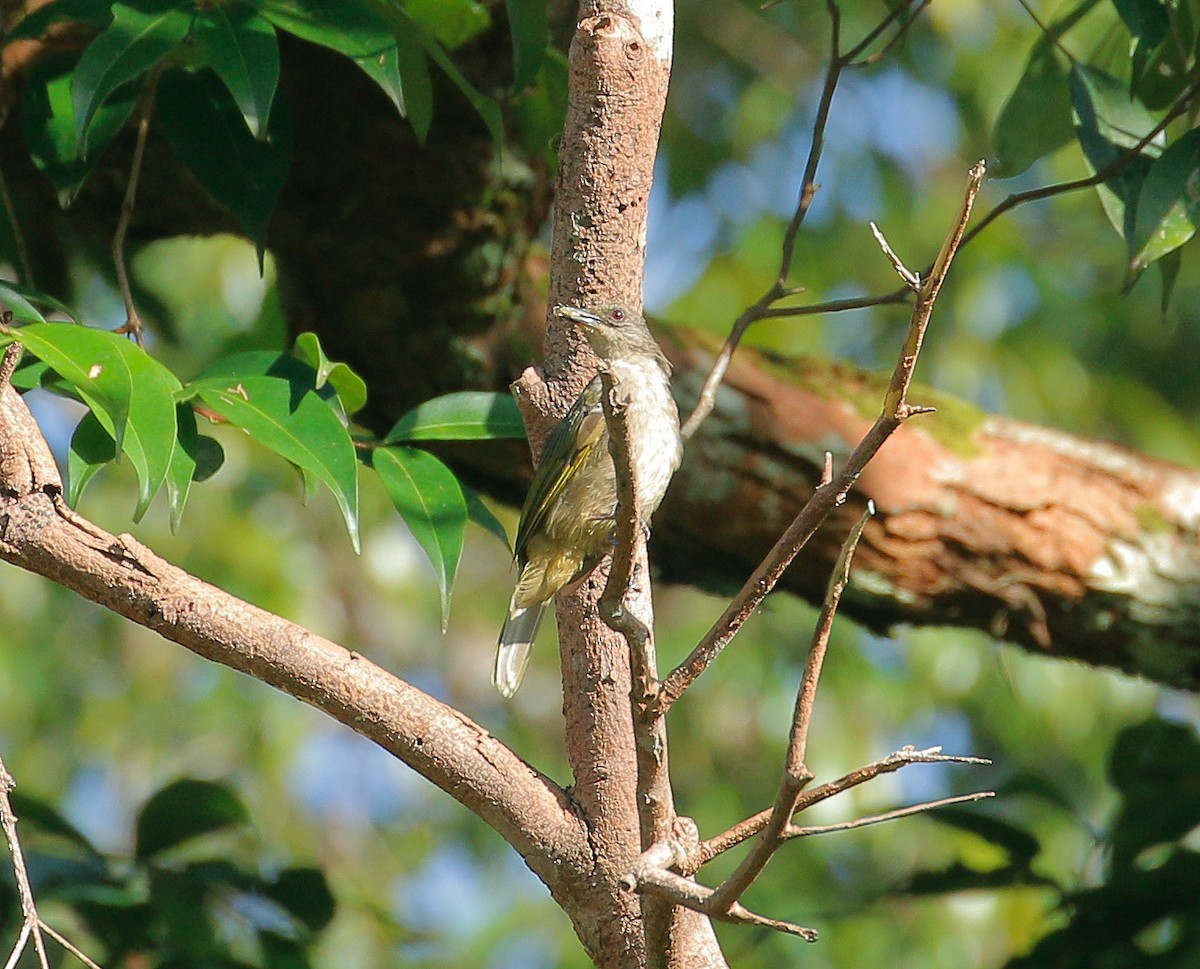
[494,599,546,698]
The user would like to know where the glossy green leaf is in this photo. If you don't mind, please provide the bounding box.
[190,356,360,550]
[1158,246,1183,311]
[193,6,280,139]
[371,446,466,628]
[992,39,1073,178]
[67,410,117,505]
[2,0,114,45]
[385,391,526,442]
[156,68,292,257]
[292,332,368,416]
[264,868,336,933]
[463,483,511,552]
[419,29,502,142]
[0,277,79,323]
[135,779,250,862]
[71,0,193,155]
[1070,63,1161,239]
[385,31,433,140]
[505,0,546,91]
[257,0,391,57]
[166,403,225,532]
[366,1,502,141]
[406,0,490,49]
[1129,128,1200,276]
[22,53,137,205]
[1111,0,1169,43]
[2,322,180,520]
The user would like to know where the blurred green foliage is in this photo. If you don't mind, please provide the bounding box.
[1,0,1200,966]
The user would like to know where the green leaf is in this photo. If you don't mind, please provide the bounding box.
[0,277,79,323]
[9,791,100,856]
[190,355,360,550]
[505,0,546,91]
[512,47,567,160]
[1128,127,1200,276]
[384,31,433,141]
[193,6,280,139]
[992,39,1073,178]
[292,332,368,416]
[1158,246,1182,311]
[366,1,502,141]
[257,0,431,133]
[3,322,180,520]
[257,0,392,57]
[419,28,502,142]
[156,68,292,258]
[68,410,118,505]
[71,0,193,155]
[2,0,114,45]
[1070,63,1161,240]
[405,0,490,49]
[463,483,511,552]
[264,868,336,933]
[22,53,137,205]
[371,446,466,628]
[166,403,224,532]
[1108,718,1200,868]
[1111,0,1169,44]
[135,779,250,862]
[385,391,526,442]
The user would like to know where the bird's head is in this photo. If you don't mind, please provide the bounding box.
[554,303,666,366]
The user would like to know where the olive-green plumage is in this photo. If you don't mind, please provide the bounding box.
[493,304,683,697]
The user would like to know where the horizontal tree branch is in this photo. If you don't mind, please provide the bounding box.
[0,364,593,921]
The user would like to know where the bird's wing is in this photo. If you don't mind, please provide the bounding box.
[514,375,605,566]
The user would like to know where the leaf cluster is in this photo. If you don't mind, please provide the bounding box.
[901,716,1200,969]
[3,0,552,258]
[992,0,1200,299]
[0,778,335,969]
[0,288,524,627]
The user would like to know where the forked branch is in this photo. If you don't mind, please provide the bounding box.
[656,160,986,713]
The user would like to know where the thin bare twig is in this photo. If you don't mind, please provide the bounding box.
[112,64,165,347]
[630,867,819,943]
[696,746,991,866]
[958,77,1199,251]
[845,0,929,66]
[785,790,995,840]
[38,922,104,969]
[706,502,873,912]
[682,0,841,439]
[0,757,106,969]
[749,66,1200,326]
[870,222,920,289]
[657,162,986,713]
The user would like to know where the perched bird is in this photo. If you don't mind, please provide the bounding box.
[493,303,683,697]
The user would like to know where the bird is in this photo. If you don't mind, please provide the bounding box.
[493,303,683,698]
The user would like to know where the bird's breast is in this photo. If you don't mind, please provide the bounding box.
[611,360,682,517]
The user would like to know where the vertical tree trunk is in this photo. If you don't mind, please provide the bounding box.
[514,2,729,965]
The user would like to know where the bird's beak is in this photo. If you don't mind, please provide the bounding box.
[554,305,604,330]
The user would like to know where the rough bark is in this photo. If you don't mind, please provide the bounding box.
[519,3,726,964]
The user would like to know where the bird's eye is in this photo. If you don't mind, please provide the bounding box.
[612,308,625,322]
